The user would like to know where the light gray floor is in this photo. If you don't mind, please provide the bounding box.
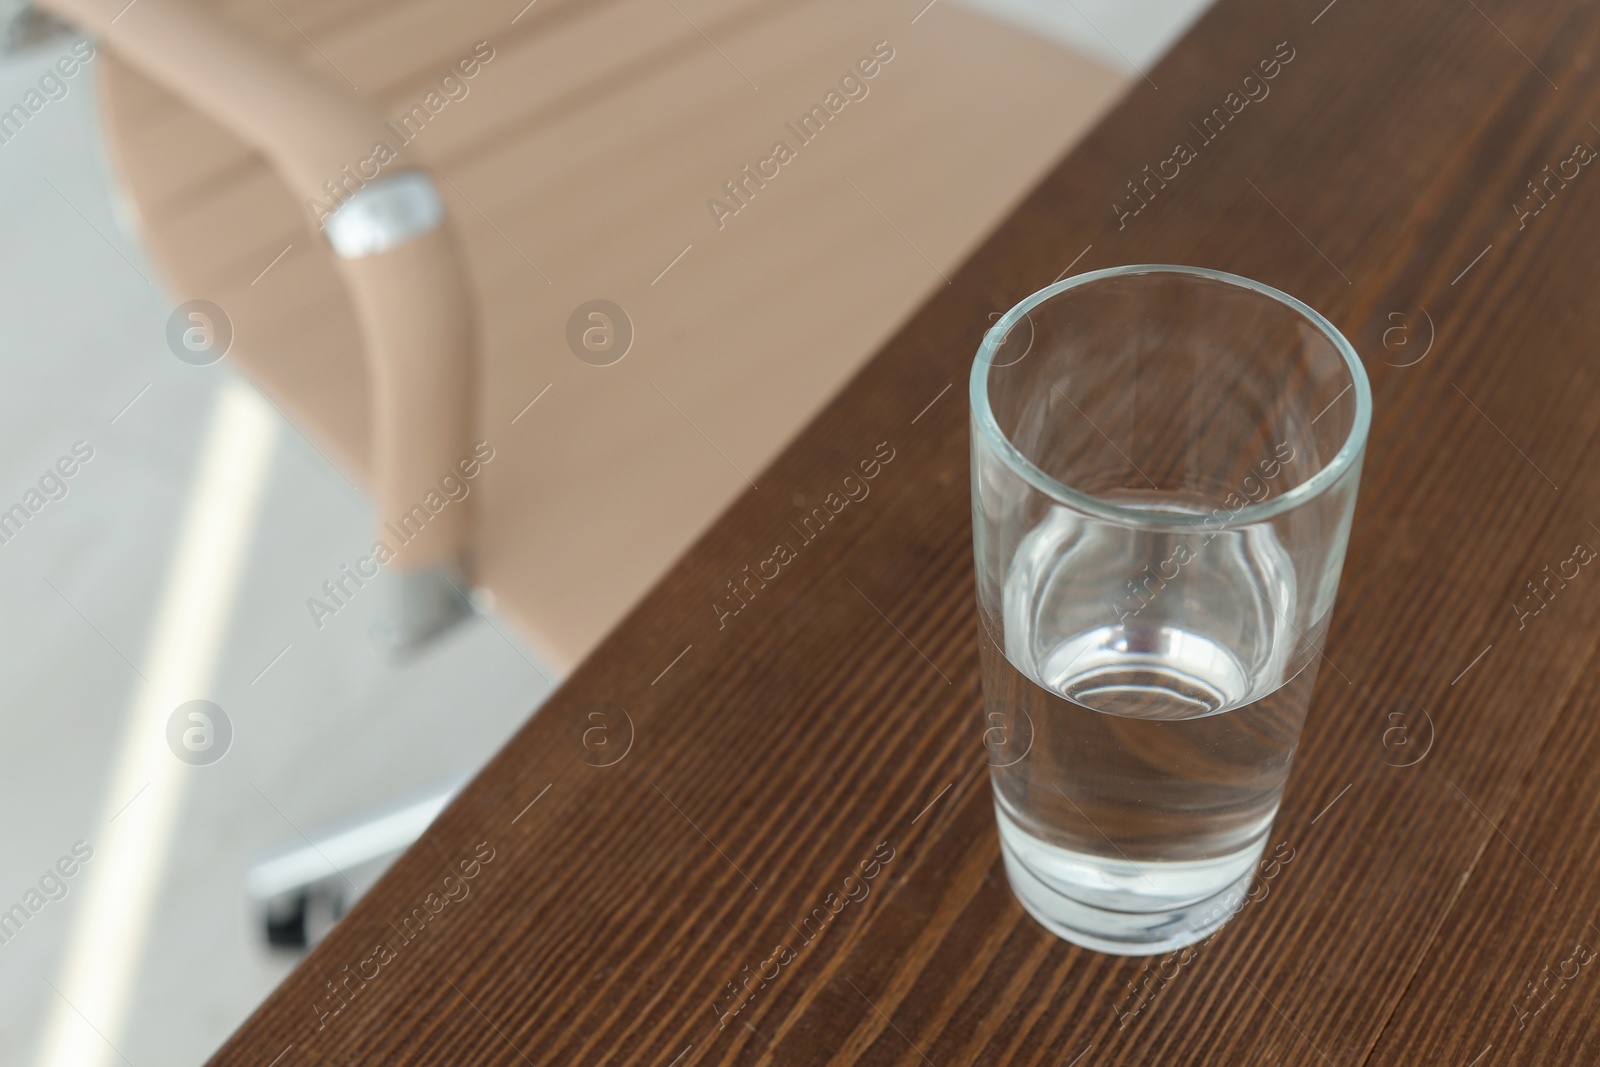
[0,37,555,1067]
[955,0,1216,72]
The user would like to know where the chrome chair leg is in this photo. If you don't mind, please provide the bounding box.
[247,776,466,949]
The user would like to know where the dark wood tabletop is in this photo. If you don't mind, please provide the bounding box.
[213,0,1600,1062]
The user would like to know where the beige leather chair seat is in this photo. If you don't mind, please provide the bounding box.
[97,0,1124,667]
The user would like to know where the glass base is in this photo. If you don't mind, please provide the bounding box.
[996,805,1258,956]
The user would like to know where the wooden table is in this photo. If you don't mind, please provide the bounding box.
[212,0,1600,1061]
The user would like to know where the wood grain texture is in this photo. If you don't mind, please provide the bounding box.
[208,0,1600,1062]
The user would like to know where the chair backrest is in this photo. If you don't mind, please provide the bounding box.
[63,0,1126,667]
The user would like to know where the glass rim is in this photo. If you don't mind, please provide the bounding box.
[969,263,1372,531]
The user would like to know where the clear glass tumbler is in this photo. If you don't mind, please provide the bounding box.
[970,265,1370,955]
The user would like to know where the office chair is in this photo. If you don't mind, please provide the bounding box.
[34,0,1122,945]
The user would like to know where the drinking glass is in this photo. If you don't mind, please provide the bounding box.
[970,265,1370,955]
